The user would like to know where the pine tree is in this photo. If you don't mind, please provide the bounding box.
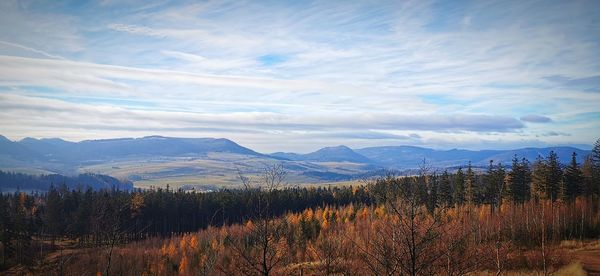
[561,152,582,201]
[546,151,562,201]
[45,185,64,239]
[591,138,600,197]
[505,156,531,203]
[465,162,477,205]
[491,162,505,209]
[531,156,548,200]
[453,167,465,206]
[504,156,520,202]
[592,138,600,167]
[581,156,597,196]
[438,170,453,207]
[521,158,532,202]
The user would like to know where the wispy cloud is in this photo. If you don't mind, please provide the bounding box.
[0,0,599,151]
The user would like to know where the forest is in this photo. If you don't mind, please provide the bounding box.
[1,143,600,275]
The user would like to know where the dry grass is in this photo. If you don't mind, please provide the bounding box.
[560,239,600,251]
[475,262,586,276]
[554,262,587,276]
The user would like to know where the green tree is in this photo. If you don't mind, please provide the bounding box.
[45,185,64,240]
[531,156,548,200]
[453,168,465,206]
[438,170,453,207]
[546,151,562,201]
[485,161,506,210]
[465,162,477,205]
[561,152,582,201]
[504,156,531,203]
[592,138,600,167]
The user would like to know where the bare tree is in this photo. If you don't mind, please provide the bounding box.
[229,164,288,276]
[353,172,460,276]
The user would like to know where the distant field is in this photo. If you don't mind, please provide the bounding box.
[71,153,370,190]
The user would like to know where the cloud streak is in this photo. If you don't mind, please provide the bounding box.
[520,115,552,123]
[0,0,599,151]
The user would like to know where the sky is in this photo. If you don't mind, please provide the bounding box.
[0,0,599,153]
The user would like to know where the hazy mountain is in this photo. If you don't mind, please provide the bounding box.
[0,135,592,187]
[1,136,263,164]
[0,135,41,160]
[300,145,372,163]
[355,145,590,169]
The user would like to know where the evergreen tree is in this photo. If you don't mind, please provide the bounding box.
[453,167,465,206]
[505,156,531,203]
[465,162,477,205]
[581,156,597,196]
[489,162,506,208]
[504,156,519,202]
[45,185,64,239]
[592,138,600,167]
[546,151,562,201]
[491,163,506,207]
[561,152,583,201]
[531,156,548,200]
[521,158,532,202]
[438,170,453,207]
[591,138,600,197]
[426,174,438,214]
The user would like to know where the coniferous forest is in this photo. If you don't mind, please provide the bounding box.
[1,140,600,275]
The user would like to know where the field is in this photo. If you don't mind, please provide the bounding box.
[75,153,373,190]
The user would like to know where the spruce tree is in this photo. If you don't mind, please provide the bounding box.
[453,167,465,206]
[492,162,506,208]
[591,138,600,196]
[592,138,600,167]
[546,151,562,201]
[531,156,548,200]
[521,157,532,202]
[505,156,520,202]
[438,170,453,207]
[561,152,582,201]
[465,162,476,205]
[505,156,531,203]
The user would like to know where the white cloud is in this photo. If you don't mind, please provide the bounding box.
[0,0,599,151]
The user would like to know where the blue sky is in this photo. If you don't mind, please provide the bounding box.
[0,0,599,152]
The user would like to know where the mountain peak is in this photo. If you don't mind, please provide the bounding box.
[20,137,39,143]
[0,135,11,142]
[317,145,353,152]
[304,145,371,163]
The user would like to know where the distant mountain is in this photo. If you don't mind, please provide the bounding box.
[0,136,263,164]
[272,145,372,163]
[0,135,592,187]
[0,170,133,192]
[355,146,590,169]
[270,152,304,161]
[302,145,372,163]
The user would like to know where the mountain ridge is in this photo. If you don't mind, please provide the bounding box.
[0,135,592,186]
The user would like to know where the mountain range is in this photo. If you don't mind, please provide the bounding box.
[0,135,591,188]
